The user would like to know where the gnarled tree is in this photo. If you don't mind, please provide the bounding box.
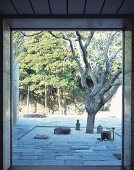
[49,31,122,133]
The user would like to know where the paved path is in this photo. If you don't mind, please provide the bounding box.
[13,116,122,165]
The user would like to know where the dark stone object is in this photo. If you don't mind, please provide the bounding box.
[75,119,80,130]
[54,127,71,135]
[97,138,102,141]
[34,134,49,139]
[97,125,103,134]
[113,154,121,160]
[101,131,111,140]
[112,127,115,140]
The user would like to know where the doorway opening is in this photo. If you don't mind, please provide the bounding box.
[12,30,122,166]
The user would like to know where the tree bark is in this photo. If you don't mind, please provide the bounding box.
[26,85,29,114]
[44,83,47,115]
[86,113,95,133]
[34,100,37,113]
[58,88,62,114]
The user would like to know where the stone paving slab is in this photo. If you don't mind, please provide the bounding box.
[51,143,72,146]
[64,160,84,165]
[56,156,82,160]
[82,155,117,161]
[13,149,42,153]
[14,153,44,156]
[51,146,71,149]
[70,146,90,150]
[83,160,121,166]
[37,156,56,160]
[19,156,39,160]
[74,150,94,153]
[94,150,122,154]
[13,159,65,165]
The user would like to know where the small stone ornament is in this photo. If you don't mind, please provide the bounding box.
[97,125,103,134]
[75,119,80,130]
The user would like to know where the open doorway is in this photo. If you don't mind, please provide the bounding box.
[12,30,122,166]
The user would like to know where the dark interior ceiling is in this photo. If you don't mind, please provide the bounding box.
[0,0,134,29]
[1,0,134,15]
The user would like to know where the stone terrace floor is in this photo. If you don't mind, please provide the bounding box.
[12,113,122,166]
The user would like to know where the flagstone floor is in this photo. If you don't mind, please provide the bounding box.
[12,114,122,166]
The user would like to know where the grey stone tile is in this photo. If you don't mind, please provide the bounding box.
[20,155,38,160]
[12,155,22,160]
[52,146,71,150]
[42,150,56,154]
[37,156,56,160]
[56,156,81,160]
[70,146,90,150]
[21,153,44,156]
[13,159,64,165]
[84,160,121,166]
[53,150,73,154]
[82,154,117,161]
[64,160,84,165]
[74,149,94,153]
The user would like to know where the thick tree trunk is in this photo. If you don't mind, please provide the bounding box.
[85,94,96,133]
[86,113,95,133]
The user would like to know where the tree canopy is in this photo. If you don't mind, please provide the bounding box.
[13,31,122,120]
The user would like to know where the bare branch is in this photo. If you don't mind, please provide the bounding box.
[100,69,122,95]
[76,31,97,86]
[91,84,103,98]
[76,31,89,68]
[84,31,95,48]
[104,84,120,104]
[20,31,43,37]
[48,31,71,41]
[110,68,122,84]
[92,79,120,113]
[110,48,122,62]
[49,32,96,93]
[103,32,117,75]
[49,31,83,74]
[13,31,17,35]
[111,80,122,86]
[104,32,117,56]
[81,75,90,92]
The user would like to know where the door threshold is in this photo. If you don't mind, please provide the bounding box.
[10,165,124,170]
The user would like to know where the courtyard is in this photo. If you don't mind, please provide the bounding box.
[13,112,122,166]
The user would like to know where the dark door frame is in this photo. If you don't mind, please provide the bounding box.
[1,15,134,170]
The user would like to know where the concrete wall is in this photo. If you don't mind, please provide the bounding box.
[123,25,134,170]
[3,20,11,170]
[13,60,19,125]
[0,16,3,170]
[131,25,134,170]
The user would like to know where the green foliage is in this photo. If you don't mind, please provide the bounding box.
[14,31,84,112]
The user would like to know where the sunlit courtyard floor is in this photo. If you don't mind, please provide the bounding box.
[13,112,122,166]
